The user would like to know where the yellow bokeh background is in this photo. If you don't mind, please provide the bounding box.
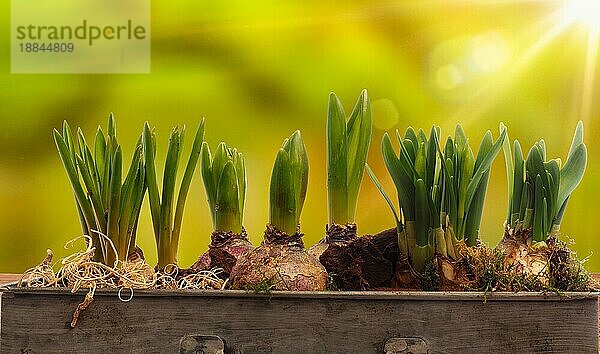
[0,1,599,272]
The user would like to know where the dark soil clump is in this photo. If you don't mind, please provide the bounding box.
[320,227,398,290]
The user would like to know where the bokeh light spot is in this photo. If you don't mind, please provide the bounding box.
[471,32,512,74]
[372,98,399,130]
[435,64,463,91]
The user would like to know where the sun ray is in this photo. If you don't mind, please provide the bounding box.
[451,10,571,123]
[580,24,600,126]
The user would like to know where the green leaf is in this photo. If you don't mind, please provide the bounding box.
[533,174,546,242]
[172,120,205,251]
[538,139,546,162]
[284,130,309,219]
[366,164,400,226]
[269,149,298,235]
[143,122,161,239]
[234,151,246,222]
[76,153,106,234]
[463,131,493,245]
[200,142,215,223]
[62,121,76,161]
[500,123,514,222]
[326,92,348,224]
[464,128,506,220]
[557,143,587,216]
[511,140,524,223]
[382,133,415,220]
[465,170,490,246]
[106,146,122,260]
[211,142,229,198]
[518,180,528,222]
[426,126,438,189]
[454,124,468,153]
[53,129,96,234]
[457,143,474,233]
[346,89,372,223]
[415,142,427,181]
[159,128,183,246]
[404,127,419,152]
[215,161,242,233]
[94,127,106,191]
[414,178,429,247]
[108,113,116,138]
[397,130,416,168]
[568,121,584,161]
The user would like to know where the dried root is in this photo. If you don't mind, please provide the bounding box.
[19,235,230,327]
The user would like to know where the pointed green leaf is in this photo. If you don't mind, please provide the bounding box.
[326,92,348,224]
[464,128,506,218]
[53,129,96,233]
[172,120,205,249]
[142,122,161,239]
[346,89,372,223]
[512,140,524,221]
[366,164,400,226]
[214,161,242,233]
[269,149,297,235]
[414,178,429,247]
[557,143,587,214]
[107,146,122,252]
[568,121,584,161]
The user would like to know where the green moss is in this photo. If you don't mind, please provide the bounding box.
[419,257,440,291]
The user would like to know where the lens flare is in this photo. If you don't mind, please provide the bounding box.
[563,0,600,28]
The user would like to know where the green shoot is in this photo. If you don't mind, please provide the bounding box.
[53,114,146,265]
[327,90,372,226]
[269,130,309,236]
[501,121,587,243]
[369,124,504,273]
[143,119,205,269]
[200,141,246,234]
[439,125,506,247]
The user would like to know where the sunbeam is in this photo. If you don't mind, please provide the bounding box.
[450,0,600,127]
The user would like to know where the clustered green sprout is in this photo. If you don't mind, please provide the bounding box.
[368,124,505,272]
[200,141,246,235]
[143,120,205,269]
[269,130,309,236]
[54,114,146,265]
[326,90,372,229]
[501,121,587,244]
[440,126,506,251]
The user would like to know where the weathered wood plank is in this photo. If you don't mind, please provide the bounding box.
[1,288,597,354]
[0,274,19,286]
[593,273,600,350]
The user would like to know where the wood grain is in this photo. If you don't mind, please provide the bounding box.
[1,287,597,353]
[0,274,19,286]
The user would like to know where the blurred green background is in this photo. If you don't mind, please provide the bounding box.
[1,1,599,272]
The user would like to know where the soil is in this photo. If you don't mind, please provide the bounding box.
[229,224,328,291]
[319,227,398,290]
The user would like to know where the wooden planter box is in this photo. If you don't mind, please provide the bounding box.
[0,285,598,353]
